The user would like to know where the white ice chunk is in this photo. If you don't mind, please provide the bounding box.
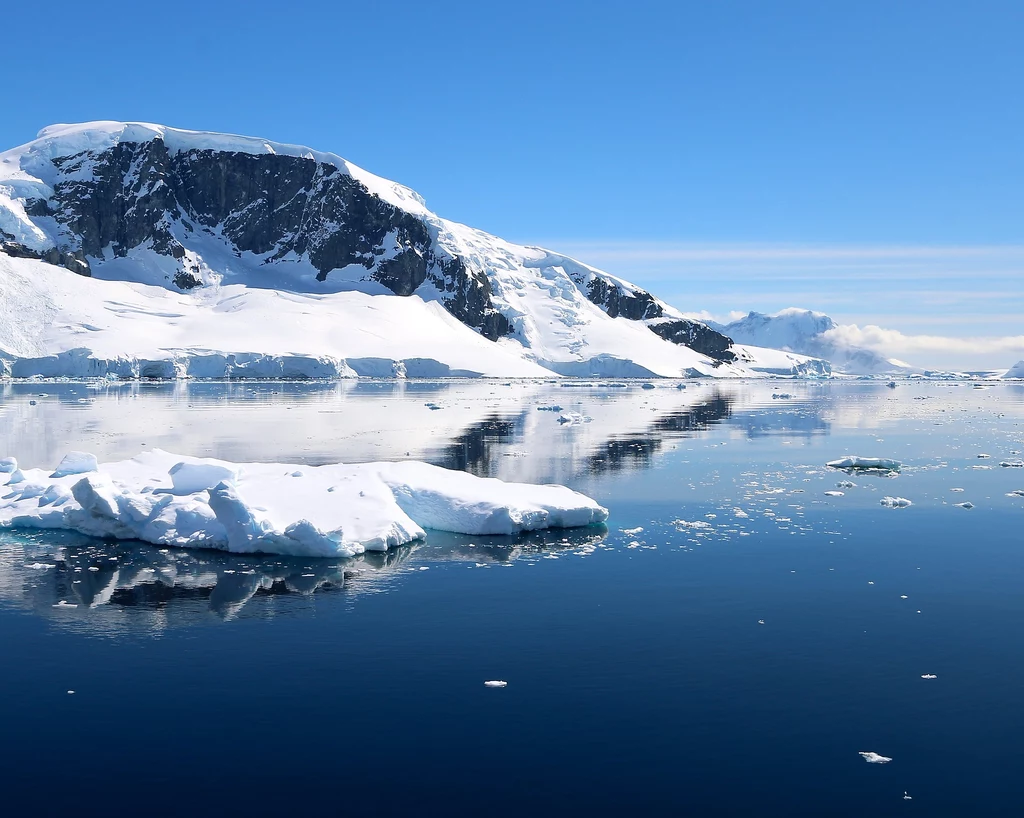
[921,674,937,679]
[484,680,508,688]
[858,752,892,764]
[824,491,844,497]
[0,449,608,557]
[954,502,974,509]
[880,496,913,508]
[51,451,98,478]
[1000,460,1024,468]
[0,457,17,474]
[827,456,901,472]
[169,460,239,494]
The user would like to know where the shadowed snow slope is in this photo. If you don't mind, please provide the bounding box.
[0,450,609,557]
[0,121,824,379]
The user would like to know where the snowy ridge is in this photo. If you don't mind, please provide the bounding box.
[708,309,913,375]
[0,121,827,379]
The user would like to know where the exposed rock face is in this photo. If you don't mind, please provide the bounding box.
[11,137,509,339]
[585,276,663,320]
[646,318,737,362]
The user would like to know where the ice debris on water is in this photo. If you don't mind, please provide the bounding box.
[880,496,913,509]
[1007,490,1024,498]
[824,491,844,497]
[921,674,937,679]
[859,752,892,764]
[826,456,901,473]
[621,527,644,535]
[771,393,792,399]
[954,502,974,509]
[904,792,913,800]
[557,412,592,425]
[836,481,856,489]
[1000,460,1024,468]
[484,680,508,688]
[536,405,563,412]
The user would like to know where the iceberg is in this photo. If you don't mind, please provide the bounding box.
[880,496,913,509]
[0,450,608,557]
[858,752,892,764]
[826,456,902,473]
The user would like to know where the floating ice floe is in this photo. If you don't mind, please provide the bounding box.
[826,456,901,473]
[484,680,508,688]
[557,412,592,426]
[858,752,892,764]
[880,496,913,509]
[921,674,937,679]
[1000,460,1024,468]
[0,450,608,558]
[1008,490,1024,498]
[824,491,844,497]
[954,502,974,510]
[836,481,856,489]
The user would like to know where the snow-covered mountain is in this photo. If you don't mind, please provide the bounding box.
[0,121,826,379]
[707,309,915,375]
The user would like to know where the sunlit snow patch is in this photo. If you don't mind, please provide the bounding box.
[0,450,608,557]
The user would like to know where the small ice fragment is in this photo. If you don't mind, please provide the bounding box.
[954,502,974,509]
[1000,460,1024,468]
[977,454,991,458]
[1007,490,1024,497]
[557,412,592,425]
[837,481,856,489]
[900,595,908,599]
[536,405,564,412]
[880,496,912,508]
[921,674,937,679]
[868,581,875,585]
[67,690,75,695]
[419,566,429,571]
[484,680,508,688]
[51,451,99,478]
[758,619,765,625]
[950,487,964,492]
[621,527,644,535]
[52,601,77,608]
[904,792,913,800]
[0,457,17,474]
[827,456,901,472]
[824,491,844,497]
[859,752,892,764]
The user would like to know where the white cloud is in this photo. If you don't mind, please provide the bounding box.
[823,324,1024,369]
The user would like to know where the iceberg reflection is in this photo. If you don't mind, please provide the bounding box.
[0,525,606,632]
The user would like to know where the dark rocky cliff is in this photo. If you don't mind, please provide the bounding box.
[9,138,510,339]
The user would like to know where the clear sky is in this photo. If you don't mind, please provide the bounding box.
[3,0,1022,367]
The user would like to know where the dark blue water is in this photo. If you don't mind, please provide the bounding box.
[1,380,1023,816]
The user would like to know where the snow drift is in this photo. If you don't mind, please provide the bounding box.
[0,450,609,557]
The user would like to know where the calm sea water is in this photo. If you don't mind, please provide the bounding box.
[1,379,1022,816]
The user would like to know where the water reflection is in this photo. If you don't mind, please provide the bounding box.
[587,393,734,474]
[0,525,607,633]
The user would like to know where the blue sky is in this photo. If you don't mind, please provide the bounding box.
[3,0,1022,366]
